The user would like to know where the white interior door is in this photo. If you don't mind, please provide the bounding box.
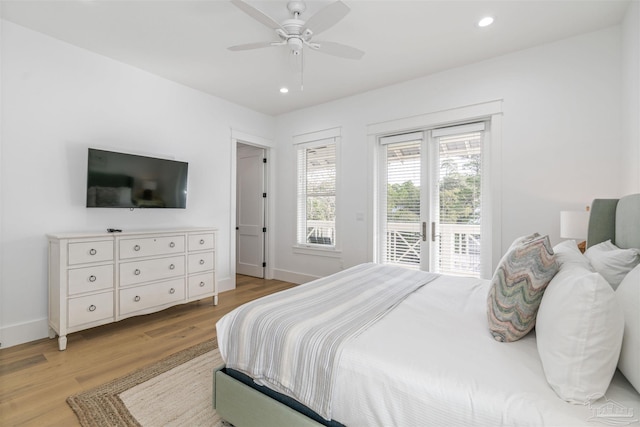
[236,144,265,278]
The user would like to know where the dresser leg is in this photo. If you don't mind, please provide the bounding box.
[48,327,56,339]
[213,295,219,306]
[58,335,67,351]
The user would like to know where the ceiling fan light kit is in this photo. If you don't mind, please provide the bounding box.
[229,0,365,90]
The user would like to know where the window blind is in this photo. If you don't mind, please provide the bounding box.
[296,139,336,247]
[382,135,423,267]
[433,128,483,276]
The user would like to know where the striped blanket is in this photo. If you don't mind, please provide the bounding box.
[223,263,439,420]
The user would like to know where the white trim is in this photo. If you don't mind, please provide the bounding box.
[294,136,336,150]
[272,268,321,285]
[232,129,275,148]
[367,100,503,136]
[216,275,235,294]
[488,113,503,275]
[1,318,48,349]
[293,127,341,145]
[379,131,424,145]
[293,245,342,258]
[432,122,486,137]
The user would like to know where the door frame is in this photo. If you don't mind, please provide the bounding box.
[230,130,275,284]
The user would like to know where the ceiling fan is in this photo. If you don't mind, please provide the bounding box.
[228,0,365,61]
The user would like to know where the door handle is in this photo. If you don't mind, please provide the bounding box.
[431,222,437,242]
[421,222,427,242]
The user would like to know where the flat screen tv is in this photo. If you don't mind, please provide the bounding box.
[86,148,188,208]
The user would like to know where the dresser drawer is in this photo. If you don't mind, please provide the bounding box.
[120,278,185,316]
[68,265,114,295]
[68,240,113,265]
[188,233,215,251]
[188,252,214,274]
[119,235,185,259]
[68,292,114,327]
[120,255,185,287]
[188,273,215,298]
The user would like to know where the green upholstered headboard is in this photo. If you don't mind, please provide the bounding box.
[587,194,640,250]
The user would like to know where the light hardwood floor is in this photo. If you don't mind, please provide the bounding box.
[0,275,296,427]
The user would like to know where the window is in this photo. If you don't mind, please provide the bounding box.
[296,136,338,248]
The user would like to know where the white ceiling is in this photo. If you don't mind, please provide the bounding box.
[0,0,631,116]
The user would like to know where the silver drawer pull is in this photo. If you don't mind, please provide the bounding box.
[134,269,141,275]
[199,239,205,245]
[134,245,141,251]
[169,242,175,248]
[199,259,205,265]
[89,248,97,256]
[199,281,205,287]
[134,296,141,302]
[169,288,175,294]
[169,264,175,270]
[89,275,97,282]
[89,304,96,312]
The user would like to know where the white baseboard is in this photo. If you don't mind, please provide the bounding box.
[217,275,235,293]
[273,268,320,285]
[1,317,50,349]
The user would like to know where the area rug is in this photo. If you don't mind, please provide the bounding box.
[67,340,225,427]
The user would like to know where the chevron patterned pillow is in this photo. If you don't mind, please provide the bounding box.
[487,233,559,342]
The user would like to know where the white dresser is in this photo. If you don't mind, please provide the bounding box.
[48,227,217,350]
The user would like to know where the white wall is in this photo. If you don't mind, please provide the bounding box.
[0,20,275,348]
[272,26,626,282]
[622,0,640,194]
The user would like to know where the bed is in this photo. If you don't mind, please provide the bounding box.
[214,194,640,426]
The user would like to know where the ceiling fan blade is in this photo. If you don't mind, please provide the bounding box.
[313,41,364,60]
[228,41,277,51]
[231,0,284,30]
[303,1,350,36]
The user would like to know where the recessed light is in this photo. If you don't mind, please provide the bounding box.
[478,16,494,27]
[280,87,289,94]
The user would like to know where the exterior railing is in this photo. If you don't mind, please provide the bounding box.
[385,221,480,276]
[305,220,480,277]
[306,220,335,245]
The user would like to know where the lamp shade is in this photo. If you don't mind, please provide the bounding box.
[560,211,590,239]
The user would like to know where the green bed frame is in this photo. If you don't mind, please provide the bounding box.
[213,366,323,427]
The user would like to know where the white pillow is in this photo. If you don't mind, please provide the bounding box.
[552,240,592,270]
[584,240,640,289]
[616,265,640,393]
[536,263,624,403]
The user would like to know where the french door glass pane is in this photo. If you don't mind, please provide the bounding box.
[434,131,482,276]
[383,140,421,268]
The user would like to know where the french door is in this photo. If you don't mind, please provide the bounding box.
[379,122,486,277]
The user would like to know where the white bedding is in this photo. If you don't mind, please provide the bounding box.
[218,272,640,426]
